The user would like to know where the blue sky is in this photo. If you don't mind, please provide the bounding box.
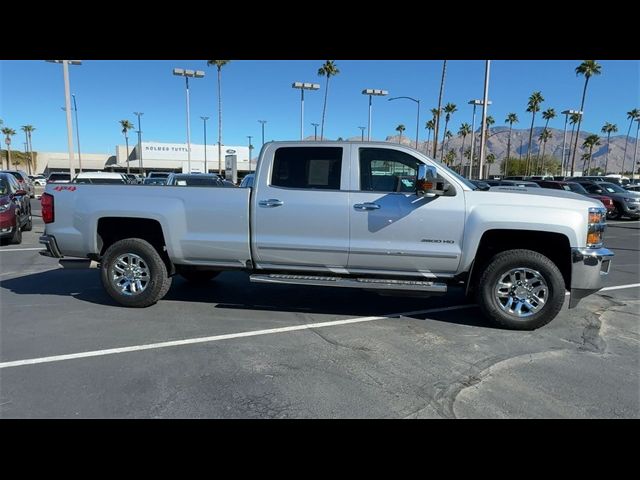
[1,60,638,153]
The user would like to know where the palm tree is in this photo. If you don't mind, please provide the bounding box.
[207,60,230,175]
[317,60,340,140]
[485,115,495,131]
[440,103,457,161]
[538,128,553,174]
[2,127,16,169]
[601,122,618,174]
[444,149,456,167]
[444,130,453,154]
[425,119,435,155]
[396,124,406,144]
[622,109,640,175]
[119,120,135,174]
[569,61,602,176]
[458,123,472,166]
[20,125,36,175]
[567,112,581,170]
[582,134,601,174]
[525,91,544,175]
[432,60,447,158]
[504,113,519,177]
[536,108,556,171]
[486,153,496,175]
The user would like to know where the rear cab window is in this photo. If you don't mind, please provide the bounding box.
[271,147,343,190]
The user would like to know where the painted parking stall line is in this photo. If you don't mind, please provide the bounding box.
[0,247,45,252]
[0,304,476,370]
[600,283,640,292]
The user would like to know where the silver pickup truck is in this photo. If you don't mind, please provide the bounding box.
[40,141,614,330]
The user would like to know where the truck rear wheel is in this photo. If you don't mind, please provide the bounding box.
[101,238,172,308]
[476,249,565,330]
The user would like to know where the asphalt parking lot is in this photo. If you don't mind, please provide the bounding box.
[0,198,638,418]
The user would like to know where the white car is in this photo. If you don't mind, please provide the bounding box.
[72,172,128,185]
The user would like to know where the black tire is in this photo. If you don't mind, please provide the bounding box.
[22,208,33,231]
[9,222,22,245]
[100,238,172,308]
[476,249,565,330]
[177,268,220,283]
[607,203,621,220]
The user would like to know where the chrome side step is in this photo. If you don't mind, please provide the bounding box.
[250,274,447,293]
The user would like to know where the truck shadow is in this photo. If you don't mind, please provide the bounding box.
[0,269,490,329]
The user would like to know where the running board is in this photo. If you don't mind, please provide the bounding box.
[250,274,447,293]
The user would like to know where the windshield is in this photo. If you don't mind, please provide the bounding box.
[565,182,588,194]
[430,158,477,190]
[598,182,627,194]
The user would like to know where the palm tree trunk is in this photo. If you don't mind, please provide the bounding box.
[541,141,548,173]
[570,77,590,176]
[426,130,431,156]
[587,147,593,174]
[605,132,611,173]
[432,60,447,158]
[320,77,330,140]
[505,123,513,177]
[217,67,223,175]
[125,134,130,174]
[7,146,12,169]
[622,118,634,175]
[526,112,536,176]
[536,120,550,174]
[460,136,467,166]
[440,119,449,161]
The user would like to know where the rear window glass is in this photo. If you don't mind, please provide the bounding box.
[271,147,342,190]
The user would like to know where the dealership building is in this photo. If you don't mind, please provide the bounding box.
[34,141,253,176]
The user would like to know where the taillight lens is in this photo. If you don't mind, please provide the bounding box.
[41,193,54,224]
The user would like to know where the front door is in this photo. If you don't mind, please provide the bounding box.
[252,145,350,270]
[348,145,465,276]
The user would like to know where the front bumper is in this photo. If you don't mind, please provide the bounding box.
[39,234,64,258]
[569,247,614,308]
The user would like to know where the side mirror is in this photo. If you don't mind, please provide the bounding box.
[416,164,449,196]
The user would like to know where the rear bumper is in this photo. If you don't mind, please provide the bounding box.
[569,247,614,308]
[39,234,64,258]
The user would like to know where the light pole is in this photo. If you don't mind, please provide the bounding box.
[46,60,81,179]
[632,118,640,181]
[134,112,144,175]
[71,94,83,173]
[561,109,580,175]
[292,82,320,140]
[362,88,388,141]
[247,135,253,173]
[477,60,491,180]
[358,126,366,141]
[311,123,319,141]
[468,99,492,179]
[258,120,267,147]
[388,96,420,149]
[201,116,210,173]
[173,68,205,173]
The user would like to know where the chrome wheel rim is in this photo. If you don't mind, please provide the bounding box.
[110,253,150,296]
[494,267,548,318]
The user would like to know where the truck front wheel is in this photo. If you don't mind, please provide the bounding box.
[101,238,173,308]
[476,249,565,330]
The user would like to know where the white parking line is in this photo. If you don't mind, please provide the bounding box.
[0,247,44,252]
[0,304,475,369]
[601,283,640,291]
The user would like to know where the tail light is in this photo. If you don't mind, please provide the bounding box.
[41,193,54,224]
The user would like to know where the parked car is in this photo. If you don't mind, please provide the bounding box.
[73,172,129,184]
[240,173,255,188]
[123,173,143,184]
[623,184,640,192]
[0,172,32,244]
[166,173,236,188]
[143,177,168,186]
[486,180,541,188]
[40,141,614,331]
[568,175,629,186]
[47,172,71,184]
[535,180,615,216]
[0,170,35,198]
[573,180,640,220]
[146,172,172,180]
[29,174,47,186]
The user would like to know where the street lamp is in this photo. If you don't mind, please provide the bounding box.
[311,123,319,141]
[388,96,421,149]
[258,120,267,147]
[477,60,492,180]
[292,82,320,140]
[358,126,366,141]
[561,109,581,175]
[133,112,144,175]
[201,116,210,173]
[362,88,388,141]
[468,99,492,179]
[46,60,81,179]
[173,68,205,173]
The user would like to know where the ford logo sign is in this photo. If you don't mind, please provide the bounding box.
[226,149,236,154]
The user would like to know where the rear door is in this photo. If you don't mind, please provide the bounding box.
[252,145,350,270]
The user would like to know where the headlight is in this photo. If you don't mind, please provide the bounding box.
[587,207,606,248]
[0,203,10,212]
[623,197,639,203]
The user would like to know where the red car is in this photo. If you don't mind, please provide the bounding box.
[534,180,615,215]
[0,172,33,245]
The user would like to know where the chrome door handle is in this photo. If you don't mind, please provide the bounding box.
[353,203,381,211]
[259,199,284,207]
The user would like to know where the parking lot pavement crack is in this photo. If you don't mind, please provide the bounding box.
[306,326,372,353]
